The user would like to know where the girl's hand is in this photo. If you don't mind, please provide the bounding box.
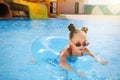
[73,69,86,78]
[99,60,108,65]
[76,70,86,78]
[94,56,108,65]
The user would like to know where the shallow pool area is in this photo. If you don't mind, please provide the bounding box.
[0,18,120,80]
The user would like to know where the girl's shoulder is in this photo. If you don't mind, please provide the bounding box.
[60,45,71,56]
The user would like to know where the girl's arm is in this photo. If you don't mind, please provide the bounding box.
[84,48,108,65]
[59,50,86,78]
[59,49,73,70]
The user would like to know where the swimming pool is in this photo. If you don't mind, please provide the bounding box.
[0,18,120,80]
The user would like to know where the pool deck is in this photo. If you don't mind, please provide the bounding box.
[60,14,120,22]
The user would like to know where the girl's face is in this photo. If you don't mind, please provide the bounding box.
[70,32,88,53]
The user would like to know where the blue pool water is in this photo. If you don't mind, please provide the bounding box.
[0,18,120,80]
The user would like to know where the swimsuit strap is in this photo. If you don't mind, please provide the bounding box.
[81,52,83,56]
[68,45,72,56]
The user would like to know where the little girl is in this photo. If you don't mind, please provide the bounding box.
[59,23,108,71]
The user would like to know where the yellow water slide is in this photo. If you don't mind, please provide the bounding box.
[12,0,48,19]
[21,0,48,19]
[3,0,66,19]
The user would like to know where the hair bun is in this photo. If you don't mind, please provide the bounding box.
[81,27,88,33]
[68,23,76,32]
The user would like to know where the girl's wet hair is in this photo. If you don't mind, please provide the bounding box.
[81,27,88,33]
[68,23,88,38]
